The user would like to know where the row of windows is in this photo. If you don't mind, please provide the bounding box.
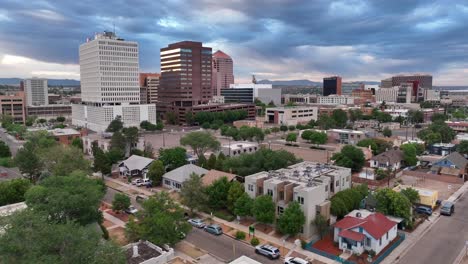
[99,45,137,52]
[102,93,139,97]
[292,114,314,118]
[101,72,138,77]
[101,77,138,82]
[98,41,137,47]
[98,51,137,57]
[101,87,139,91]
[99,67,138,72]
[100,82,139,86]
[100,61,138,67]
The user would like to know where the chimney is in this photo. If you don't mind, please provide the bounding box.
[132,245,139,258]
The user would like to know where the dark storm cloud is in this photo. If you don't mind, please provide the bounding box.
[1,0,468,82]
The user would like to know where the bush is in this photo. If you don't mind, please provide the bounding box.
[213,210,235,222]
[301,239,307,249]
[100,223,109,240]
[250,237,260,246]
[0,157,14,168]
[202,122,211,129]
[235,231,246,240]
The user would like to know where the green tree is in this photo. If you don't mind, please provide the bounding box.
[122,127,139,153]
[206,176,231,210]
[309,130,328,146]
[126,192,191,246]
[158,147,187,171]
[207,153,217,169]
[56,116,66,122]
[349,109,363,122]
[0,140,11,157]
[301,130,314,141]
[400,187,420,204]
[185,112,195,126]
[375,188,412,227]
[112,193,131,212]
[166,112,178,125]
[0,178,31,206]
[25,175,105,225]
[332,109,348,128]
[317,114,336,130]
[106,116,123,132]
[357,138,393,155]
[0,210,125,264]
[288,125,296,131]
[431,113,447,123]
[42,145,91,176]
[313,214,329,239]
[332,145,365,172]
[180,131,220,159]
[93,145,112,175]
[277,201,306,236]
[382,127,392,137]
[400,144,418,166]
[227,181,244,212]
[146,160,165,186]
[71,137,83,150]
[408,110,424,124]
[110,131,126,157]
[457,140,468,155]
[253,195,275,224]
[180,173,208,214]
[271,127,280,134]
[234,193,254,217]
[14,144,43,184]
[286,132,297,143]
[280,125,288,133]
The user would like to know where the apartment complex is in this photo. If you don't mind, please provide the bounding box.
[0,91,26,123]
[72,31,157,132]
[323,76,342,96]
[24,78,48,106]
[244,161,352,238]
[212,50,234,96]
[266,106,318,126]
[317,95,355,105]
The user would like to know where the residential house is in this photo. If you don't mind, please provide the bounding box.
[431,152,468,178]
[50,128,81,145]
[221,141,259,157]
[162,164,208,191]
[244,161,351,238]
[119,155,154,179]
[334,212,398,255]
[327,129,365,145]
[202,169,237,187]
[370,149,404,171]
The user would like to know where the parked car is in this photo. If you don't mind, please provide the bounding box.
[204,224,223,235]
[188,218,206,228]
[136,179,152,187]
[414,206,432,216]
[285,257,309,264]
[440,201,455,216]
[131,178,143,185]
[125,205,138,215]
[255,244,281,259]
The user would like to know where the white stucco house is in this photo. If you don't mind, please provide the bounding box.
[334,211,398,255]
[119,155,155,179]
[162,164,208,191]
[369,149,404,171]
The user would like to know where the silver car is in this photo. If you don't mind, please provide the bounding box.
[188,218,206,228]
[255,244,280,259]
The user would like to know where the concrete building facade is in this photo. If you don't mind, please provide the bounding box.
[266,106,318,126]
[0,91,26,124]
[244,161,352,238]
[24,78,48,106]
[230,83,281,105]
[317,95,355,105]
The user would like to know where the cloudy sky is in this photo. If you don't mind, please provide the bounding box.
[0,0,467,85]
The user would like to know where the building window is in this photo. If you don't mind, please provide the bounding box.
[379,238,382,246]
[386,232,388,240]
[336,181,339,187]
[325,185,328,192]
[267,189,273,196]
[164,179,171,186]
[277,206,284,214]
[248,184,254,192]
[297,196,304,204]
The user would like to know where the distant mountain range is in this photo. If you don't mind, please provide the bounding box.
[257,79,380,86]
[0,78,80,86]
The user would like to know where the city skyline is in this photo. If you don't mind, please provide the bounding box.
[0,1,467,85]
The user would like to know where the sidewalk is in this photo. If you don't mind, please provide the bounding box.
[381,181,468,264]
[105,176,154,196]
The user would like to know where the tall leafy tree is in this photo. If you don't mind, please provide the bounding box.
[227,181,244,212]
[286,133,297,143]
[180,131,220,159]
[234,193,254,217]
[146,160,165,186]
[457,140,468,155]
[14,144,43,184]
[93,146,112,175]
[106,116,123,132]
[314,214,329,239]
[400,187,420,204]
[25,175,105,225]
[332,109,348,128]
[309,130,328,146]
[126,192,191,246]
[179,173,208,214]
[401,144,418,166]
[382,127,392,137]
[122,127,139,153]
[42,145,91,176]
[0,140,11,157]
[375,188,412,227]
[0,210,125,264]
[277,201,306,236]
[112,193,131,212]
[158,147,187,171]
[206,176,231,210]
[207,153,217,169]
[110,131,126,157]
[0,178,31,206]
[253,195,275,224]
[332,145,365,172]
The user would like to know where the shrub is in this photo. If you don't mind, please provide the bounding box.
[213,211,235,222]
[301,239,307,249]
[235,231,246,240]
[100,223,109,240]
[250,237,260,246]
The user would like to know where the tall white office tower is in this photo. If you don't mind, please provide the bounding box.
[24,78,48,106]
[72,31,157,132]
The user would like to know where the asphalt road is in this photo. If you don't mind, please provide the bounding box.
[103,187,142,210]
[397,191,468,264]
[185,228,282,264]
[0,128,23,155]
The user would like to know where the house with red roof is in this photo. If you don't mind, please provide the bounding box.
[333,211,398,255]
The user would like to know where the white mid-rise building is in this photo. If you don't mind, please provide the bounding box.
[244,161,351,238]
[230,83,281,105]
[375,87,398,103]
[72,31,156,132]
[24,78,48,106]
[317,95,355,105]
[266,106,318,126]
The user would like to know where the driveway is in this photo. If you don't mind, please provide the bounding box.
[397,190,468,264]
[185,228,281,264]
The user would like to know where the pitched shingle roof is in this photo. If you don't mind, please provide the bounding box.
[371,149,403,164]
[442,152,468,169]
[119,155,154,171]
[335,212,397,240]
[338,229,366,241]
[162,164,208,183]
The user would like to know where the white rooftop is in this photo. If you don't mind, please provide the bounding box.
[119,155,154,171]
[50,128,80,136]
[230,256,262,264]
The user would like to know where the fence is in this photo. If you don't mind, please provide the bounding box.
[372,233,406,264]
[305,240,356,264]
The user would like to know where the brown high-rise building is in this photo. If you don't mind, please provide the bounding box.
[159,41,212,110]
[139,73,160,104]
[323,76,342,96]
[212,50,234,96]
[380,74,432,89]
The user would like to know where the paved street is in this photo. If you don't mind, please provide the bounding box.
[103,186,142,210]
[185,228,281,264]
[397,191,468,264]
[0,128,23,155]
